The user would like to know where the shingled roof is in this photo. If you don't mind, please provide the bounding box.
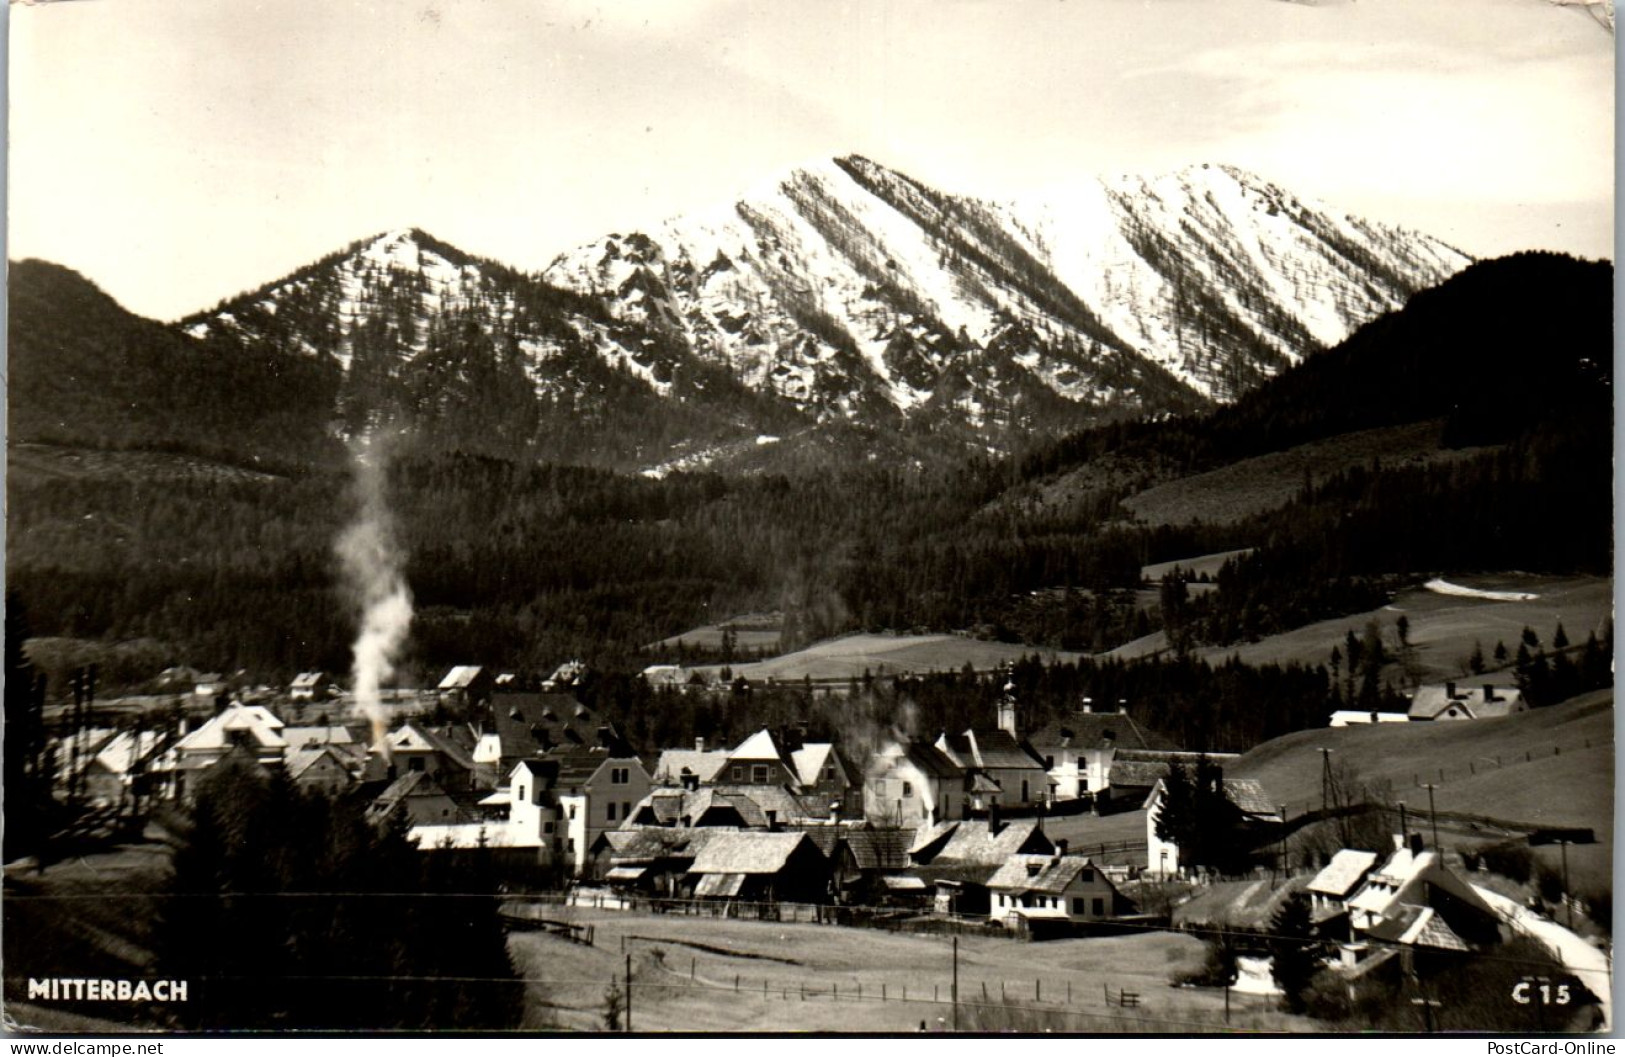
[911,818,1053,866]
[937,730,1047,772]
[1308,849,1380,900]
[689,831,815,875]
[492,692,630,760]
[988,854,1109,894]
[1027,712,1179,752]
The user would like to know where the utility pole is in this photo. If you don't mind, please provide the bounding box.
[1278,804,1288,875]
[1319,748,1333,816]
[625,952,632,1033]
[1559,841,1573,929]
[951,935,959,1032]
[1422,783,1440,851]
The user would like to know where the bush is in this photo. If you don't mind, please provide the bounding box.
[1479,842,1535,884]
[1177,938,1239,987]
[1579,888,1612,935]
[1537,866,1565,905]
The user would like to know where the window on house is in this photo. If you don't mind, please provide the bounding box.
[408,757,425,773]
[902,781,913,797]
[607,803,617,822]
[568,805,577,819]
[1045,756,1054,770]
[1080,868,1093,883]
[517,784,526,801]
[623,801,632,818]
[731,766,743,781]
[1072,897,1086,915]
[824,766,835,780]
[752,765,769,783]
[544,821,554,834]
[611,767,629,784]
[1092,898,1105,916]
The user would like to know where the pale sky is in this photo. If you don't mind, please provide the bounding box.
[7,0,1615,321]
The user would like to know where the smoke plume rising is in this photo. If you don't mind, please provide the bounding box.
[337,432,412,751]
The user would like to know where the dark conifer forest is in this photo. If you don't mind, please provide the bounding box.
[6,252,1614,747]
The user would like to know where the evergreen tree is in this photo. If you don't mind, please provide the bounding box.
[156,762,522,1030]
[1268,892,1320,1014]
[3,594,55,866]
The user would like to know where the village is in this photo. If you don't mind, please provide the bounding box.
[27,656,1611,1032]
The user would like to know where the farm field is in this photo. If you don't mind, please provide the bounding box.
[647,612,785,654]
[1109,573,1611,683]
[1141,549,1254,584]
[1229,691,1613,890]
[1116,420,1493,528]
[683,632,1087,683]
[508,908,1310,1033]
[1230,692,1612,827]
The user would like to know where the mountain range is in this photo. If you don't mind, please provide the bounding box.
[10,156,1471,474]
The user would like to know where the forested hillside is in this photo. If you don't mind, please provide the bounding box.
[7,253,1612,688]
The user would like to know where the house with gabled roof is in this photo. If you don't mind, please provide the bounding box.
[368,771,470,826]
[371,721,477,790]
[1344,834,1501,950]
[163,703,287,800]
[82,729,169,809]
[909,811,1054,866]
[1107,749,1242,811]
[788,741,861,816]
[652,737,732,788]
[589,827,720,894]
[1407,682,1527,722]
[988,852,1131,931]
[935,729,1051,809]
[1143,774,1281,879]
[934,676,1052,809]
[287,743,359,796]
[686,830,830,903]
[486,692,630,782]
[1307,849,1380,920]
[719,729,800,787]
[289,671,331,701]
[1027,705,1180,802]
[865,736,967,826]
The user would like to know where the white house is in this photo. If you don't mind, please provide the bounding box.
[1306,848,1380,918]
[1328,710,1412,728]
[1408,683,1527,721]
[987,853,1127,929]
[865,738,966,826]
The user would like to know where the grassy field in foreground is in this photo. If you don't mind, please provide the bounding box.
[509,909,1310,1033]
[684,632,1087,683]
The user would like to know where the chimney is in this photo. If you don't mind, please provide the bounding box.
[989,801,1003,835]
[765,809,778,831]
[1409,831,1425,856]
[1081,698,1093,714]
[1482,686,1496,703]
[1446,681,1458,699]
[695,736,705,753]
[1055,839,1068,858]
